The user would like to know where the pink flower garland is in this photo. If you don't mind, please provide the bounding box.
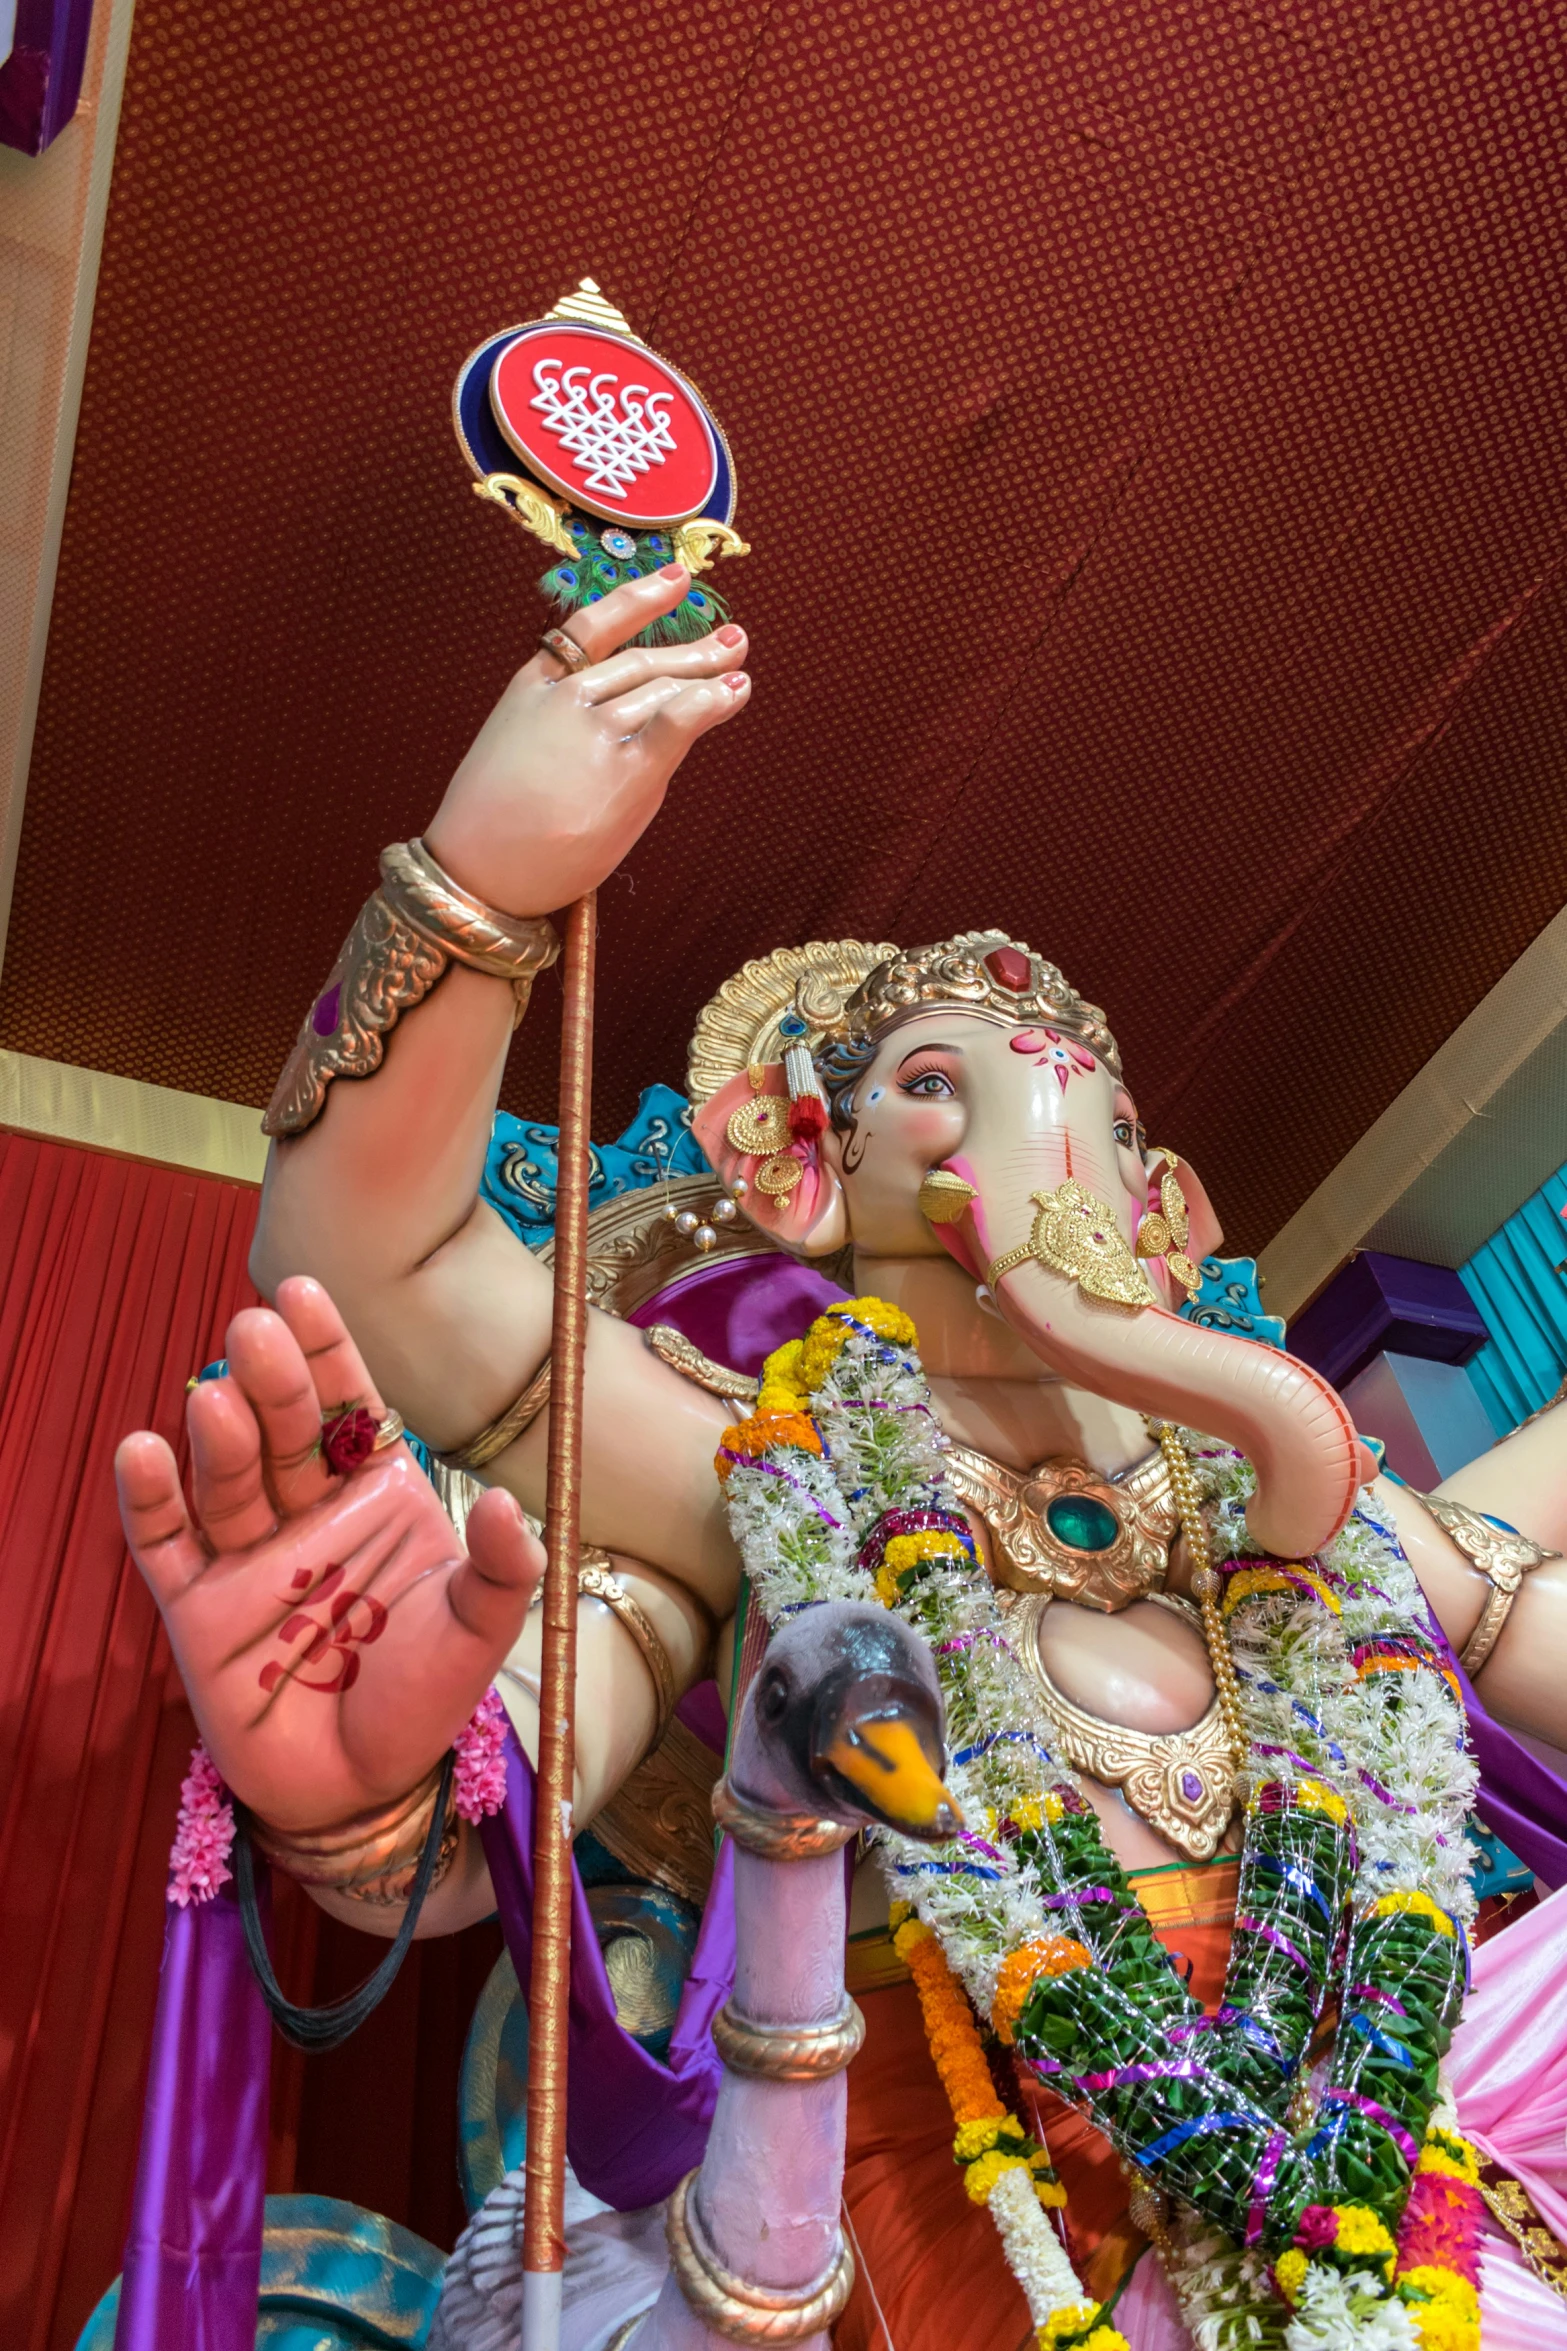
[166,1689,509,1906]
[166,1744,236,1907]
[1391,2127,1486,2351]
[453,1685,510,1822]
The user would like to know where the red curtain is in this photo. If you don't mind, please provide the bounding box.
[0,1132,503,2347]
[0,1133,260,2348]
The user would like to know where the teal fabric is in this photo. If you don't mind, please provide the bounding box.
[1459,1159,1567,1436]
[1179,1254,1286,1349]
[481,1081,705,1251]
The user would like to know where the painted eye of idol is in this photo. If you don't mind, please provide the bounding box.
[896,1047,960,1100]
[1112,1109,1148,1155]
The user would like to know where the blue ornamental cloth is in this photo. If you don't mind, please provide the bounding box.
[1180,1253,1286,1350]
[481,1082,707,1252]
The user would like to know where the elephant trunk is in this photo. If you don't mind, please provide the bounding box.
[991,1261,1360,1557]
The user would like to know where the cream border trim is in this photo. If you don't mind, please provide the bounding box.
[0,1050,267,1183]
[0,0,139,983]
[1258,906,1567,1320]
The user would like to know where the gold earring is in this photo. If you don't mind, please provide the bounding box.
[724,1066,801,1197]
[1136,1148,1199,1299]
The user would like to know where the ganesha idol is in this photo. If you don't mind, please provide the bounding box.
[109,566,1567,2351]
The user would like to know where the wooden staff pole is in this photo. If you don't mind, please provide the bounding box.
[521,888,597,2351]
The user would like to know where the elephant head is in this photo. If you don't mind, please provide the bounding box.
[691,932,1363,1560]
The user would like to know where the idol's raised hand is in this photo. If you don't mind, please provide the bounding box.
[115,1277,542,1834]
[424,565,749,917]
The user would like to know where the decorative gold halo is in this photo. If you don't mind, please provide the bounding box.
[687,940,900,1106]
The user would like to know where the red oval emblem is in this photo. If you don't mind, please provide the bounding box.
[489,325,719,527]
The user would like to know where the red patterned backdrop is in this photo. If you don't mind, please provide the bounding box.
[2,0,1565,1252]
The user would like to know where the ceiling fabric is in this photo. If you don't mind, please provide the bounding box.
[2,0,1564,1253]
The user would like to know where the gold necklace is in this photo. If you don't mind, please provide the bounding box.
[942,1443,1179,1611]
[947,1428,1246,1857]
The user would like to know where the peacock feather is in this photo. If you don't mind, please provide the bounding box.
[538,515,732,646]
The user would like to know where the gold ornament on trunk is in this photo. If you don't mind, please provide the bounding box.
[988,1179,1157,1309]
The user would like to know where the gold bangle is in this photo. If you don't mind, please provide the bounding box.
[711,1775,857,1861]
[665,2168,855,2344]
[1413,1493,1559,1675]
[436,1355,552,1473]
[264,839,560,1138]
[712,1993,865,2081]
[579,1551,678,1744]
[247,1762,458,1905]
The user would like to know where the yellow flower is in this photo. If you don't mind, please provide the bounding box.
[1397,2272,1481,2351]
[1036,2304,1104,2345]
[1293,1778,1351,1825]
[991,1936,1094,2044]
[1416,2128,1481,2186]
[1273,2249,1308,2304]
[1035,2176,1069,2209]
[760,1337,807,1392]
[953,2116,1004,2161]
[1371,1890,1455,1938]
[1331,2204,1396,2278]
[892,1917,933,1960]
[962,2148,1030,2204]
[1010,1791,1066,1830]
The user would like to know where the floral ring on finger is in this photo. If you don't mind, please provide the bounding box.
[319,1403,405,1478]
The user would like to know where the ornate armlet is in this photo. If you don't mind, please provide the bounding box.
[246,1760,458,1906]
[1413,1493,1559,1676]
[263,838,559,1139]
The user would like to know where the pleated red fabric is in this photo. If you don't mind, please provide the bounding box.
[0,1132,259,2351]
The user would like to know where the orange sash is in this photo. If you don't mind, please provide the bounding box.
[836,1857,1240,2350]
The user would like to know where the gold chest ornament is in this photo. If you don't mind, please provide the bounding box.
[945,1441,1237,1860]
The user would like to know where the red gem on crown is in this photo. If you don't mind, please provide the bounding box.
[983,946,1032,993]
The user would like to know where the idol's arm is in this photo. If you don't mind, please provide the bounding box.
[251,567,749,1607]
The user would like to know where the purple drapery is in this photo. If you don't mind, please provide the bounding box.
[478,1729,732,2207]
[112,1883,270,2351]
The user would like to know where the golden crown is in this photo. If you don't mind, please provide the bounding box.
[687,930,1119,1105]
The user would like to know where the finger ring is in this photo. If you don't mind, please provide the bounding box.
[320,1404,404,1476]
[539,627,592,675]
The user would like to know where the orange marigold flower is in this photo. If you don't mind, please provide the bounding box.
[991,1937,1093,2044]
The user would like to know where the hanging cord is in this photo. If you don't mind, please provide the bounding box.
[233,1751,456,2052]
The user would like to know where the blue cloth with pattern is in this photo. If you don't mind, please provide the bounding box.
[482,1082,706,1252]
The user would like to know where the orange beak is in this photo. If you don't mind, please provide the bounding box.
[821,1713,964,1841]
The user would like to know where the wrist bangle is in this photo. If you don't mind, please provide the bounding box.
[264,838,559,1139]
[246,1761,458,1905]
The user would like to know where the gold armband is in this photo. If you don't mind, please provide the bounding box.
[579,1548,680,1746]
[247,1761,458,1906]
[436,1354,553,1473]
[263,839,559,1139]
[1412,1492,1559,1676]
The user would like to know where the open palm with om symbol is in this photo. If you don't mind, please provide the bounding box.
[115,1277,543,1835]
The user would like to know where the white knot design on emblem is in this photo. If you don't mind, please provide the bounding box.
[529,360,677,500]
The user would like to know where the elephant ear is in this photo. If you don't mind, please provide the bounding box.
[690,1066,848,1257]
[1148,1149,1224,1264]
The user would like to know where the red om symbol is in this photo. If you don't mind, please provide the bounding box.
[259,1564,388,1695]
